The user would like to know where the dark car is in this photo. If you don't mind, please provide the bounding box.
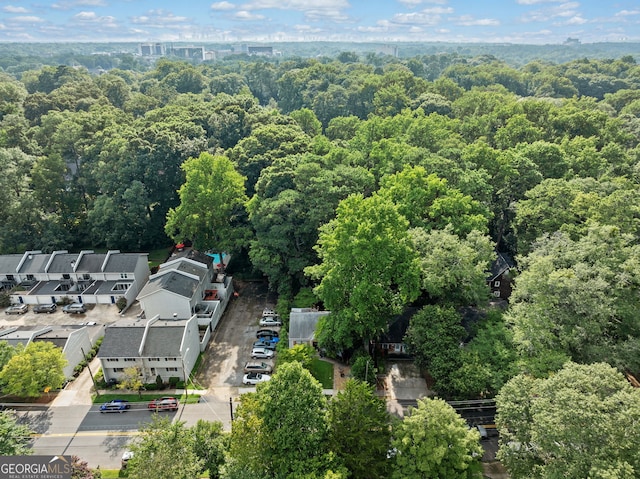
[33,303,57,314]
[253,339,277,351]
[256,329,279,339]
[100,399,130,413]
[62,303,87,314]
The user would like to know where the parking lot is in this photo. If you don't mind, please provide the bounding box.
[1,301,137,329]
[195,280,278,395]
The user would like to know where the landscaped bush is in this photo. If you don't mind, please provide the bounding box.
[168,376,180,388]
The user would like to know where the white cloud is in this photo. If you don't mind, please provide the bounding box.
[234,10,265,20]
[211,2,236,11]
[453,15,500,26]
[131,10,190,26]
[11,16,45,23]
[241,0,348,9]
[51,0,106,9]
[563,15,587,24]
[422,6,453,14]
[615,10,640,17]
[390,12,442,26]
[520,2,580,23]
[3,6,30,14]
[516,0,564,4]
[398,0,448,5]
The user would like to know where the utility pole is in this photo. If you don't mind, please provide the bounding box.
[81,347,99,397]
[229,397,234,422]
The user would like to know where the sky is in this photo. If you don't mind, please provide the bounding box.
[0,0,638,44]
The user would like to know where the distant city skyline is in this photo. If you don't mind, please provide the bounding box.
[0,0,638,44]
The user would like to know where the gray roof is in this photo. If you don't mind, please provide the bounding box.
[488,253,515,281]
[0,255,22,275]
[103,253,146,273]
[75,253,106,274]
[139,270,199,299]
[97,326,145,358]
[289,310,331,341]
[47,253,78,274]
[141,323,185,356]
[175,261,208,281]
[18,253,49,274]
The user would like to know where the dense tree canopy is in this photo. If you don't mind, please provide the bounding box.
[496,362,640,479]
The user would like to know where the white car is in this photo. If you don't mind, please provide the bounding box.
[251,347,274,359]
[259,316,282,327]
[242,372,271,385]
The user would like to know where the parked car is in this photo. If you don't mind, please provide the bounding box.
[259,316,282,327]
[242,372,271,385]
[253,340,277,351]
[33,303,57,314]
[262,308,278,317]
[251,347,274,359]
[244,361,273,374]
[256,335,279,345]
[4,304,28,315]
[147,397,179,412]
[121,451,133,468]
[256,329,279,339]
[62,303,86,314]
[100,399,130,413]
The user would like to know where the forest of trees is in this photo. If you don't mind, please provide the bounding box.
[2,47,640,477]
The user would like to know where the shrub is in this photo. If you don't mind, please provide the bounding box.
[116,297,127,312]
[168,376,180,388]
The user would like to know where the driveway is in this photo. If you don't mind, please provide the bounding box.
[195,280,277,401]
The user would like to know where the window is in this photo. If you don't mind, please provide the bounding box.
[150,368,156,375]
[494,280,501,287]
[148,358,160,362]
[164,358,177,362]
[6,275,14,281]
[113,368,124,373]
[26,274,35,281]
[166,367,178,372]
[124,358,136,362]
[106,358,119,362]
[62,274,70,280]
[83,274,91,280]
[120,273,128,279]
[493,291,501,298]
[112,283,130,291]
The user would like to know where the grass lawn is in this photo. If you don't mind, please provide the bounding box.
[310,358,334,389]
[147,247,172,270]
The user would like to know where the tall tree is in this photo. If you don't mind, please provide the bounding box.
[0,342,66,397]
[165,152,250,255]
[327,379,392,479]
[306,193,421,353]
[496,362,640,479]
[126,416,203,479]
[227,362,338,479]
[391,398,483,479]
[0,410,33,455]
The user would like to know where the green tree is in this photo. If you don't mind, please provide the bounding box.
[496,362,640,479]
[227,362,337,479]
[0,342,67,397]
[507,225,640,376]
[165,152,250,255]
[190,419,226,479]
[126,416,203,479]
[327,379,391,479]
[0,410,33,455]
[410,226,494,305]
[391,398,482,479]
[307,193,421,352]
[276,343,315,370]
[117,366,144,397]
[404,305,466,397]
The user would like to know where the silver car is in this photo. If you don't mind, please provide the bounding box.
[5,304,28,315]
[244,361,274,374]
[251,347,274,359]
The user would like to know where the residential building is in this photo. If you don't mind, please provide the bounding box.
[487,253,515,300]
[288,308,330,349]
[97,315,200,384]
[1,250,150,307]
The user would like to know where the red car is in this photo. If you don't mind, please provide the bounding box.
[147,397,179,411]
